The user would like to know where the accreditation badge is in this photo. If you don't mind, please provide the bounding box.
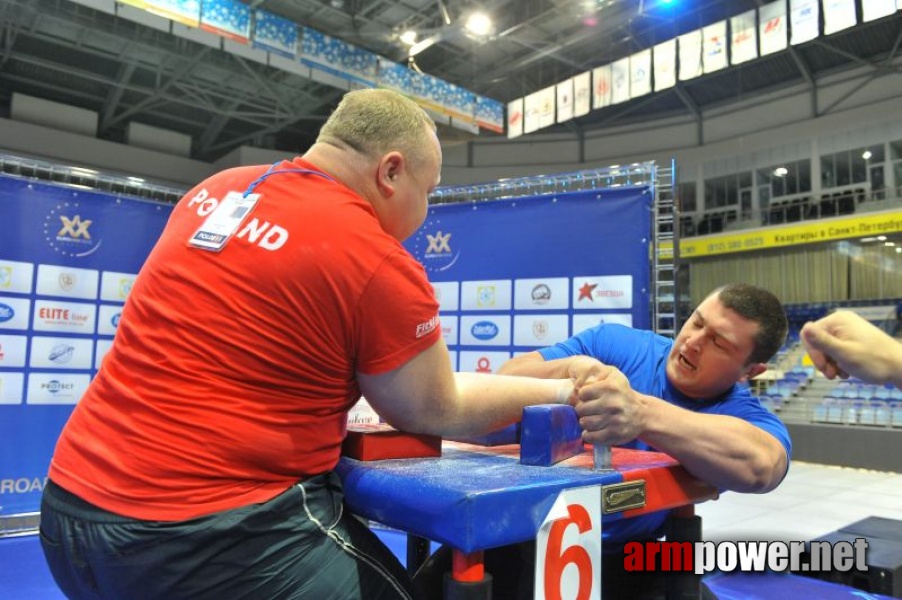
[188,191,259,252]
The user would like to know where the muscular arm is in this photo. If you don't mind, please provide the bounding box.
[357,339,573,438]
[599,389,788,493]
[501,352,787,493]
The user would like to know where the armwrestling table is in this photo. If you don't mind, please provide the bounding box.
[337,441,719,599]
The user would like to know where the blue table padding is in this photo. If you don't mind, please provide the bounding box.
[337,444,624,554]
[704,571,896,599]
[519,405,583,466]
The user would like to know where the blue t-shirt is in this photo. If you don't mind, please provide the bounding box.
[539,323,792,547]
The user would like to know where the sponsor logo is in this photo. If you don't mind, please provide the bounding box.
[118,278,133,299]
[58,272,76,291]
[111,313,121,328]
[415,315,440,338]
[41,379,75,394]
[193,231,226,244]
[426,231,452,254]
[471,321,499,341]
[48,344,75,364]
[44,204,103,258]
[475,357,492,373]
[477,285,496,307]
[0,266,11,288]
[531,284,551,304]
[0,342,4,360]
[578,282,625,302]
[412,218,460,274]
[0,303,14,323]
[578,283,597,301]
[532,320,549,340]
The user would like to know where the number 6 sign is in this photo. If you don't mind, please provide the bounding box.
[535,485,602,600]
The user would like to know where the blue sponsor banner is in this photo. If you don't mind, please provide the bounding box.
[252,9,297,59]
[300,27,378,88]
[405,186,651,372]
[200,0,250,42]
[0,175,172,516]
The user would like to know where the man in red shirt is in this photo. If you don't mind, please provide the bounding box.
[40,88,574,600]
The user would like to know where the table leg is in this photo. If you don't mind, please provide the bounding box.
[665,505,702,600]
[406,534,431,578]
[444,549,493,600]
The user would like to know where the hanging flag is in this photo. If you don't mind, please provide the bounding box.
[611,57,631,104]
[573,71,591,117]
[507,98,524,139]
[630,49,652,98]
[557,79,574,123]
[759,0,788,56]
[703,21,728,74]
[592,64,612,109]
[678,29,703,81]
[823,0,857,34]
[790,0,819,45]
[863,0,896,21]
[730,10,757,65]
[653,39,676,91]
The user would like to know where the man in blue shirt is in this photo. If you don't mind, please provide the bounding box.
[491,282,791,599]
[500,282,791,499]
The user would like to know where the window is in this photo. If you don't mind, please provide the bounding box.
[757,159,811,200]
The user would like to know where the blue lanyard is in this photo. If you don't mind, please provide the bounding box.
[242,162,335,198]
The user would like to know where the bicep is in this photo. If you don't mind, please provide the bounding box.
[356,338,457,434]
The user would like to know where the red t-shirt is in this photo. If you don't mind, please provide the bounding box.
[49,158,441,520]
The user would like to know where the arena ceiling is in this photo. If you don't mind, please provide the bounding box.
[0,0,900,163]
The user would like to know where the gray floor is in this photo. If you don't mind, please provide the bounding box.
[696,460,902,543]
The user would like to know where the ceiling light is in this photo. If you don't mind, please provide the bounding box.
[862,150,873,160]
[877,236,887,241]
[465,12,492,36]
[773,167,788,177]
[399,30,418,45]
[885,242,896,247]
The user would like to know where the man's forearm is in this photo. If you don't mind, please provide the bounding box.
[638,396,787,493]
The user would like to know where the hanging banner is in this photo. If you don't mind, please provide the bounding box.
[592,64,612,109]
[536,85,557,130]
[610,58,631,104]
[404,186,652,373]
[653,39,676,91]
[730,10,758,65]
[629,49,652,98]
[507,98,524,139]
[703,21,728,74]
[573,71,591,117]
[863,0,897,22]
[823,0,857,35]
[790,0,819,45]
[759,0,788,56]
[0,176,173,516]
[678,29,703,81]
[557,79,574,124]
